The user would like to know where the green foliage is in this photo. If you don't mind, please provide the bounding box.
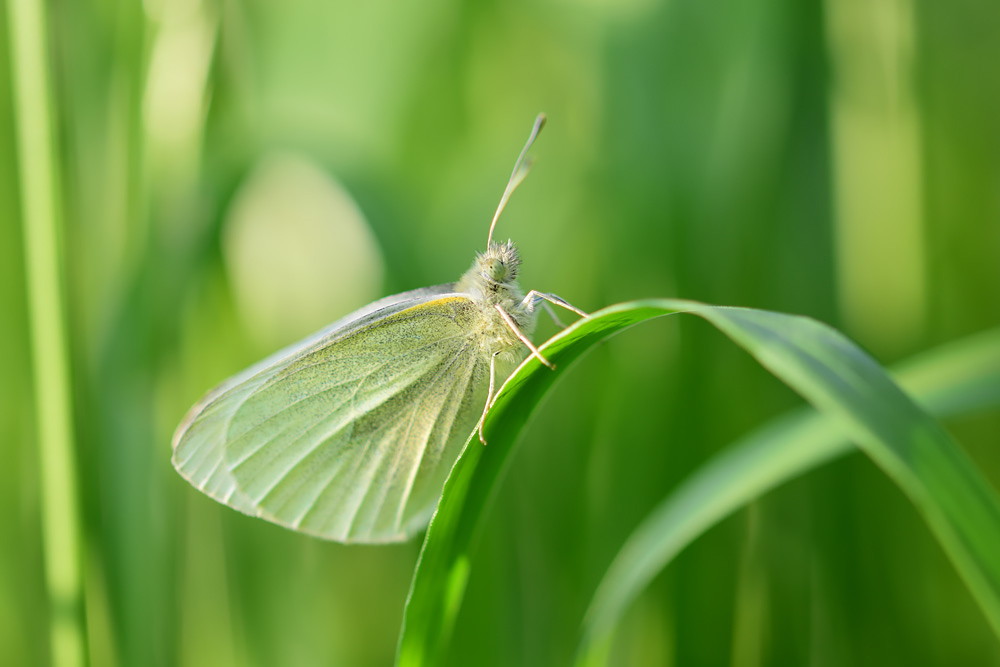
[400,303,1000,665]
[578,317,1000,664]
[4,0,1000,665]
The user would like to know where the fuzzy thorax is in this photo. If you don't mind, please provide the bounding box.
[455,239,537,345]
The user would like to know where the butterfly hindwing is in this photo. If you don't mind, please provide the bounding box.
[172,285,455,515]
[173,289,490,543]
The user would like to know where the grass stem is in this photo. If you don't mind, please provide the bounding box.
[6,0,87,664]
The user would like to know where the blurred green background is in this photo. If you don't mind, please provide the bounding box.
[3,0,999,665]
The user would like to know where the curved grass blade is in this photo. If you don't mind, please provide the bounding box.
[577,327,1000,663]
[396,301,1000,665]
[396,301,695,666]
[694,307,1000,636]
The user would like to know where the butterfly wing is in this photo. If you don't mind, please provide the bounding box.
[172,284,455,515]
[172,285,489,543]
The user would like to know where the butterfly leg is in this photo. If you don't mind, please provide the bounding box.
[494,305,555,370]
[477,352,501,445]
[523,290,589,322]
[539,301,567,328]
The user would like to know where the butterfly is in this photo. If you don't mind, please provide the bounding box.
[171,114,585,543]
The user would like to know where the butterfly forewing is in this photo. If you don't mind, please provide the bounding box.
[173,292,491,543]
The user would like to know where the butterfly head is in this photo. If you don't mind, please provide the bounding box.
[478,239,521,285]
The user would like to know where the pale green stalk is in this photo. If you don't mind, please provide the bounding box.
[7,0,86,665]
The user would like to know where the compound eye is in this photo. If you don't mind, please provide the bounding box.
[487,258,508,281]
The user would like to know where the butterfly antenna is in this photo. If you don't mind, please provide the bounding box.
[486,113,546,248]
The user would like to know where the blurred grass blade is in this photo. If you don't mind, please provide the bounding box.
[694,307,1000,636]
[578,327,1000,663]
[7,0,86,665]
[396,300,1000,666]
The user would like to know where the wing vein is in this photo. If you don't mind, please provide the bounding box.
[227,335,464,471]
[363,342,474,535]
[394,353,477,529]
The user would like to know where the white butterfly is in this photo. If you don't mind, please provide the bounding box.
[172,115,585,543]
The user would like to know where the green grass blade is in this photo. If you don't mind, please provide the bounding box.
[397,300,1000,666]
[578,326,1000,662]
[396,301,694,666]
[696,307,1000,635]
[7,0,86,665]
